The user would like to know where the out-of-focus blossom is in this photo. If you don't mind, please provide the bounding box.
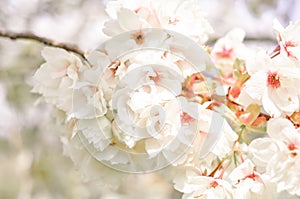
[0,84,19,137]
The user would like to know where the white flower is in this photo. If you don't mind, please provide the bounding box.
[32,47,84,112]
[61,133,125,186]
[114,48,203,82]
[273,19,300,60]
[74,117,112,151]
[72,116,133,166]
[247,137,277,168]
[71,84,107,119]
[229,159,276,199]
[103,0,213,44]
[86,50,119,102]
[160,97,238,169]
[237,51,300,117]
[145,97,198,163]
[151,0,214,44]
[33,47,108,119]
[68,35,212,171]
[210,28,247,77]
[124,63,184,95]
[249,118,300,196]
[144,97,229,167]
[111,64,183,148]
[174,170,234,199]
[176,111,240,179]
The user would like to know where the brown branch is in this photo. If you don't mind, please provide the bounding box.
[208,36,277,45]
[0,30,86,60]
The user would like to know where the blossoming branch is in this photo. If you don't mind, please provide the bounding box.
[1,0,300,198]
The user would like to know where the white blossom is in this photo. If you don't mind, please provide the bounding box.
[249,118,300,196]
[32,47,107,119]
[103,0,213,44]
[237,51,300,117]
[32,47,84,111]
[273,19,300,60]
[26,1,300,197]
[61,133,126,186]
[229,159,276,199]
[210,28,247,77]
[174,170,234,199]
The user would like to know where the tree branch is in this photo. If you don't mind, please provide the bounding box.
[208,36,277,45]
[0,30,86,60]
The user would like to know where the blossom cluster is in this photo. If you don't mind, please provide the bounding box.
[31,0,300,198]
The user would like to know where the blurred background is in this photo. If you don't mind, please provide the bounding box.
[0,0,299,198]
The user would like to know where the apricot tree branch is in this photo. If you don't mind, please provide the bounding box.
[0,30,86,60]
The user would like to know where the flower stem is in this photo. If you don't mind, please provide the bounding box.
[208,125,246,177]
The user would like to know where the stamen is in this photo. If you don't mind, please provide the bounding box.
[216,47,233,58]
[132,30,145,45]
[210,181,219,188]
[180,112,195,124]
[267,71,280,88]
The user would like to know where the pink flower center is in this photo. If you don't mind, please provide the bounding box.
[236,172,257,184]
[289,143,296,150]
[180,112,195,124]
[210,181,219,188]
[271,41,297,58]
[285,41,296,47]
[149,71,160,83]
[132,30,145,45]
[284,41,297,58]
[168,17,179,25]
[216,47,233,58]
[267,71,280,88]
[288,143,298,157]
[242,172,257,181]
[134,7,141,13]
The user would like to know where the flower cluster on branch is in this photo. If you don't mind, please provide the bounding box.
[2,0,300,198]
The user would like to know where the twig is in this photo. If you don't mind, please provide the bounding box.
[208,36,277,45]
[208,125,246,177]
[0,30,86,60]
